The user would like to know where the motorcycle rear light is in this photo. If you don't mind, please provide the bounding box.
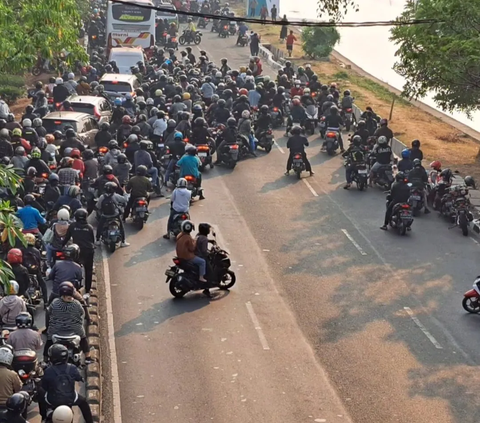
[183,138,189,143]
[346,108,352,112]
[401,204,410,209]
[185,175,195,181]
[99,147,108,153]
[41,173,48,178]
[55,252,65,259]
[173,259,181,265]
[230,144,239,150]
[326,132,337,138]
[198,145,209,151]
[49,165,56,169]
[137,200,146,206]
[48,98,53,104]
[20,373,30,380]
[171,37,177,42]
[273,107,278,112]
[224,25,228,29]
[15,356,33,362]
[182,214,188,219]
[294,154,301,159]
[123,142,128,148]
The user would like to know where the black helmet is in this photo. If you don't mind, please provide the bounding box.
[181,220,194,233]
[173,94,182,103]
[82,149,94,160]
[291,125,302,136]
[277,86,285,94]
[344,90,351,96]
[464,175,476,188]
[330,105,338,114]
[227,117,236,128]
[15,312,33,328]
[117,153,127,164]
[48,343,69,364]
[48,173,59,183]
[413,158,422,168]
[65,128,76,138]
[167,119,177,128]
[440,168,452,181]
[194,117,206,127]
[217,99,226,108]
[108,140,119,149]
[352,135,362,146]
[395,171,406,182]
[6,392,28,413]
[136,165,148,176]
[74,208,88,222]
[100,122,110,131]
[103,165,113,175]
[139,140,149,150]
[63,243,80,261]
[411,139,420,148]
[27,166,37,177]
[24,194,35,204]
[104,181,117,193]
[260,105,269,114]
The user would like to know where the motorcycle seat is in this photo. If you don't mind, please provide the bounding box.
[14,349,37,361]
[173,257,200,274]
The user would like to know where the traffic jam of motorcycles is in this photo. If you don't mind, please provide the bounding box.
[0,0,480,421]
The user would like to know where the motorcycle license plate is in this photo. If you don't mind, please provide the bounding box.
[165,269,175,277]
[136,207,147,212]
[358,169,368,174]
[157,143,164,148]
[293,159,303,164]
[411,195,421,200]
[198,152,207,157]
[109,231,118,236]
[402,211,412,217]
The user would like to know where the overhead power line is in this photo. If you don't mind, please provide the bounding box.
[110,0,442,28]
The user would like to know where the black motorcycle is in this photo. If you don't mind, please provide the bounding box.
[409,185,425,216]
[256,129,274,153]
[168,211,190,239]
[197,143,214,170]
[386,195,414,235]
[101,217,122,252]
[179,29,202,45]
[352,162,368,191]
[12,349,42,406]
[219,24,229,38]
[131,197,149,230]
[292,153,306,179]
[165,236,236,298]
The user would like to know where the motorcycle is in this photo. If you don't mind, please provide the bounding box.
[217,142,239,169]
[237,33,248,47]
[373,164,394,190]
[270,107,283,128]
[352,162,368,191]
[386,196,414,235]
[165,35,178,50]
[219,24,229,38]
[184,175,203,200]
[255,129,274,153]
[165,234,236,298]
[228,21,237,35]
[198,17,209,28]
[169,211,190,239]
[211,19,221,33]
[51,334,82,366]
[408,186,425,216]
[318,116,326,138]
[323,128,340,155]
[443,190,474,236]
[101,217,122,252]
[292,153,306,179]
[26,265,43,307]
[179,29,202,45]
[343,107,354,131]
[462,277,480,313]
[305,105,318,135]
[131,197,149,230]
[95,145,108,169]
[12,349,42,405]
[197,144,214,170]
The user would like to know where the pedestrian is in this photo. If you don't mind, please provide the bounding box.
[250,32,260,57]
[286,30,297,57]
[249,0,257,17]
[271,4,277,21]
[260,5,268,23]
[280,15,288,40]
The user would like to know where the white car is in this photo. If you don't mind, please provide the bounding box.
[108,46,145,74]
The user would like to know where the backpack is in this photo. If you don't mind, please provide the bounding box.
[22,247,40,270]
[49,365,76,406]
[101,194,117,216]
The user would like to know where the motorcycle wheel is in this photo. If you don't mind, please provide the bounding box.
[462,296,480,313]
[109,241,116,253]
[179,36,186,45]
[169,278,188,298]
[32,67,42,77]
[459,213,469,236]
[327,149,335,156]
[137,219,144,230]
[219,270,236,289]
[398,222,407,236]
[358,181,366,191]
[194,35,202,45]
[227,161,236,169]
[346,121,351,132]
[296,169,302,179]
[265,144,272,153]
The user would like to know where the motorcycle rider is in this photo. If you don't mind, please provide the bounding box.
[374,118,394,144]
[17,194,46,234]
[124,165,152,221]
[238,110,255,153]
[21,233,48,305]
[0,346,22,407]
[409,139,423,161]
[285,125,313,176]
[214,99,231,125]
[177,146,204,198]
[0,392,29,423]
[164,132,186,187]
[397,149,413,173]
[25,146,50,175]
[95,122,112,149]
[216,118,239,159]
[0,280,26,326]
[117,115,133,144]
[342,135,366,189]
[134,141,160,193]
[381,171,411,230]
[59,129,85,156]
[323,105,344,152]
[176,112,192,140]
[290,80,304,97]
[45,207,71,268]
[320,94,335,116]
[163,178,191,240]
[408,158,430,214]
[300,88,315,107]
[95,182,129,246]
[352,120,370,145]
[39,342,94,422]
[369,135,392,186]
[7,312,42,351]
[53,185,82,214]
[287,98,307,135]
[47,244,83,302]
[341,90,354,112]
[104,140,121,167]
[52,78,70,105]
[191,118,211,146]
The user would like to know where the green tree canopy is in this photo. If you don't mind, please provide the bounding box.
[390,0,480,116]
[0,0,88,74]
[301,27,341,59]
[317,0,359,21]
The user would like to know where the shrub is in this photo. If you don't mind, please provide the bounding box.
[301,26,341,59]
[0,85,24,104]
[0,75,25,88]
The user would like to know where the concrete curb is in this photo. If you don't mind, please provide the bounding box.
[86,271,101,422]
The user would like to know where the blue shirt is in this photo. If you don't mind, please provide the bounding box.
[238,24,248,35]
[177,155,201,178]
[17,205,46,230]
[248,90,261,107]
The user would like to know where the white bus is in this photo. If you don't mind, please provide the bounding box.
[106,0,156,53]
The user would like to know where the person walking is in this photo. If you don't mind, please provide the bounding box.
[249,0,257,17]
[271,4,278,21]
[286,30,297,57]
[250,32,260,57]
[260,5,268,23]
[280,15,288,40]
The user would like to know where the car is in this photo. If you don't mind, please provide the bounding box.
[154,1,178,25]
[108,46,146,74]
[42,112,99,148]
[99,73,140,101]
[66,95,112,124]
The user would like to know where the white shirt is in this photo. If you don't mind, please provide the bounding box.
[153,118,167,136]
[172,188,191,212]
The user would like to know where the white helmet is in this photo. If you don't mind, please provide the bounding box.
[181,220,194,233]
[177,178,187,188]
[242,110,250,119]
[8,280,19,295]
[52,405,74,423]
[215,71,222,78]
[294,79,301,86]
[0,346,14,366]
[22,119,32,128]
[377,135,388,145]
[67,72,75,80]
[57,208,70,221]
[146,98,154,106]
[55,77,64,85]
[303,88,311,94]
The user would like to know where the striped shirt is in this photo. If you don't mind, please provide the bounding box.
[58,168,79,186]
[47,298,85,339]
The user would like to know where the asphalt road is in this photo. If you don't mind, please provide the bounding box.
[104,29,480,423]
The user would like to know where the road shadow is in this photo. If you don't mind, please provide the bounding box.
[123,237,175,268]
[259,174,301,193]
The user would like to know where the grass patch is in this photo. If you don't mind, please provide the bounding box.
[351,75,410,107]
[0,75,25,88]
[333,71,349,80]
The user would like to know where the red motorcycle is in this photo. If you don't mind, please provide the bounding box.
[462,278,480,313]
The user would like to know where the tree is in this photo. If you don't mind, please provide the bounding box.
[301,27,341,59]
[390,0,480,116]
[317,0,359,21]
[0,0,88,74]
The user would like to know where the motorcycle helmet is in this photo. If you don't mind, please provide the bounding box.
[241,110,250,119]
[260,105,269,114]
[136,165,147,176]
[15,312,33,328]
[194,117,206,127]
[174,131,183,140]
[352,135,362,146]
[103,164,113,175]
[413,158,422,168]
[104,181,117,193]
[380,118,388,126]
[0,346,14,366]
[344,90,351,96]
[49,173,60,183]
[401,149,410,159]
[63,244,80,261]
[52,405,74,423]
[22,118,32,128]
[177,178,187,188]
[430,160,442,171]
[68,185,81,198]
[100,122,110,131]
[117,153,127,164]
[74,208,88,222]
[6,392,28,414]
[464,175,476,188]
[114,98,123,107]
[14,146,25,156]
[168,119,177,128]
[290,125,302,136]
[70,148,81,159]
[127,134,138,144]
[122,115,132,124]
[217,99,226,108]
[24,233,36,246]
[48,343,69,365]
[292,98,300,106]
[7,248,22,266]
[440,168,453,182]
[33,118,43,127]
[303,88,311,94]
[395,171,406,182]
[7,281,19,295]
[82,149,94,160]
[412,139,421,148]
[108,140,119,149]
[227,117,237,128]
[377,136,388,145]
[181,220,194,233]
[57,208,70,221]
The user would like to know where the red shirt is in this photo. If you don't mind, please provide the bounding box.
[286,34,297,46]
[72,159,85,177]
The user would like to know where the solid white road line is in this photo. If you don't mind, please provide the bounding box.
[274,140,285,154]
[404,307,443,349]
[302,179,319,197]
[341,229,367,256]
[246,301,271,350]
[469,236,479,245]
[102,249,123,423]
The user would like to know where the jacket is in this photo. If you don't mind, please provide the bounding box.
[126,176,152,199]
[17,205,46,230]
[287,135,308,153]
[176,232,196,260]
[0,296,26,326]
[0,366,22,406]
[63,221,95,251]
[49,260,83,294]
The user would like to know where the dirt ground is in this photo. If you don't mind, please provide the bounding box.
[249,22,480,179]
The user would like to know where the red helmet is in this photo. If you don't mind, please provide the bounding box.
[122,115,132,124]
[7,248,23,265]
[292,98,301,106]
[430,160,442,171]
[70,148,81,158]
[239,88,248,96]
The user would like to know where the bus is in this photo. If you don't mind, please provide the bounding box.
[106,0,156,54]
